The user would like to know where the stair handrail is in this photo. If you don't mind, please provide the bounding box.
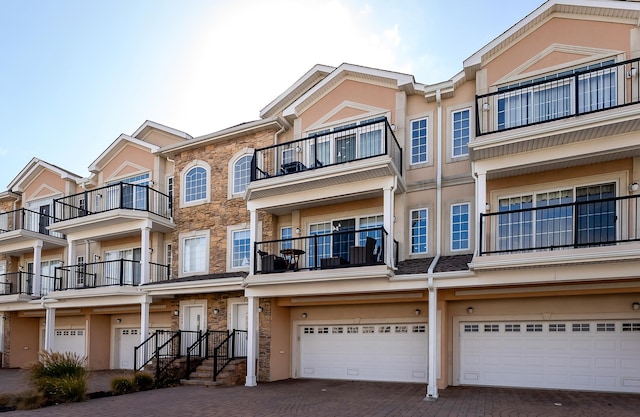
[185,330,209,379]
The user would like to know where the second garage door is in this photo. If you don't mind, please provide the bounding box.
[299,323,427,383]
[54,329,86,358]
[459,320,640,393]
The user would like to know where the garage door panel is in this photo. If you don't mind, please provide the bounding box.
[459,320,640,393]
[300,323,427,383]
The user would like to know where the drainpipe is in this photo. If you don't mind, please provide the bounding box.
[425,88,443,401]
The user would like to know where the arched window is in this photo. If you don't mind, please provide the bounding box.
[185,166,207,203]
[233,155,252,194]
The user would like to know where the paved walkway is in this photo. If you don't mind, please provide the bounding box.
[1,376,639,417]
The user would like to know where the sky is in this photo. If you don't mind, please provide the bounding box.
[0,0,544,187]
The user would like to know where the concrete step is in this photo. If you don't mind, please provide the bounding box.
[180,379,223,387]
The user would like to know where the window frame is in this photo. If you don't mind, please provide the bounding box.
[181,161,210,207]
[227,149,254,199]
[451,108,471,158]
[232,154,253,195]
[410,208,428,254]
[179,230,210,277]
[410,117,428,165]
[451,203,470,252]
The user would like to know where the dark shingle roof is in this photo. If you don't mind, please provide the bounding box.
[144,271,247,286]
[434,254,473,273]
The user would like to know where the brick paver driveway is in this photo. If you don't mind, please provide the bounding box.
[6,379,640,416]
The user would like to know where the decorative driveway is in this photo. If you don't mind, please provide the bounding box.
[3,377,640,416]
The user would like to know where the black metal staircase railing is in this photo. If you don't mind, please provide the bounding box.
[184,329,248,382]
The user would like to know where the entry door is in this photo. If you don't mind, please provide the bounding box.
[183,305,205,353]
[332,219,355,261]
[232,303,248,357]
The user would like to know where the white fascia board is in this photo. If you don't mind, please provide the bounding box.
[131,120,193,140]
[464,0,640,69]
[88,134,159,173]
[260,64,335,119]
[282,63,417,119]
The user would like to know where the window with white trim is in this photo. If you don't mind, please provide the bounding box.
[410,208,428,254]
[232,229,251,268]
[167,176,174,211]
[184,167,207,203]
[182,233,208,275]
[281,226,292,250]
[233,155,252,195]
[452,109,470,157]
[410,118,427,165]
[451,203,470,251]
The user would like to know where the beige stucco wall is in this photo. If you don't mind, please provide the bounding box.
[8,314,40,367]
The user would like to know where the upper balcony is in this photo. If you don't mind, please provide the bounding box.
[247,117,403,202]
[0,208,65,254]
[51,182,174,236]
[473,58,640,159]
[253,226,397,278]
[473,193,640,269]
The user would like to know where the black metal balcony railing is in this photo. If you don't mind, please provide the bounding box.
[0,272,33,296]
[53,182,172,222]
[0,208,64,239]
[254,227,393,274]
[476,58,640,136]
[251,116,403,181]
[53,259,170,290]
[479,194,640,255]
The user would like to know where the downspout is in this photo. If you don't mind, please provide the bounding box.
[425,88,443,401]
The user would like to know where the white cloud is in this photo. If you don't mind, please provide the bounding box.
[162,0,416,136]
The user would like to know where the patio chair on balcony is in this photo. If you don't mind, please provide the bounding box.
[280,161,307,175]
[258,250,287,273]
[349,237,378,265]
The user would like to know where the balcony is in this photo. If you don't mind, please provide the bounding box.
[476,194,640,268]
[50,183,174,236]
[52,259,171,291]
[0,209,65,252]
[0,272,34,296]
[254,227,396,275]
[476,58,640,136]
[247,117,403,201]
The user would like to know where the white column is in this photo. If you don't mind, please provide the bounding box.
[245,295,259,387]
[67,238,76,267]
[475,172,487,257]
[249,209,258,276]
[140,296,150,344]
[44,305,56,352]
[383,186,395,266]
[33,240,43,296]
[425,287,439,400]
[140,224,151,284]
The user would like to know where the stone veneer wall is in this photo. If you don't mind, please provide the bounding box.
[170,129,278,277]
[257,298,272,381]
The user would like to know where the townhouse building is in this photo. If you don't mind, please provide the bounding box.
[0,0,638,397]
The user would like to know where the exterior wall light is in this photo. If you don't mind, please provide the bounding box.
[213,308,220,314]
[633,302,640,310]
[467,307,474,314]
[301,313,307,319]
[173,310,179,316]
[629,182,639,192]
[258,306,264,313]
[414,309,421,316]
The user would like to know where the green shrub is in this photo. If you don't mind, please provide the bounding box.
[110,377,135,395]
[133,372,155,391]
[27,351,88,405]
[0,391,45,411]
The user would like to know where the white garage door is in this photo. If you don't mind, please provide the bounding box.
[459,320,640,393]
[116,328,140,369]
[54,329,86,358]
[299,323,427,383]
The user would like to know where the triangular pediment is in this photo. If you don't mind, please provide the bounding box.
[495,44,622,85]
[307,101,390,132]
[105,161,149,183]
[26,183,63,202]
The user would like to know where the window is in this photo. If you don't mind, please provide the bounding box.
[308,222,332,268]
[451,203,470,251]
[452,109,470,157]
[167,176,174,212]
[104,248,141,285]
[183,235,207,274]
[497,183,615,252]
[232,229,251,268]
[281,227,292,250]
[410,208,428,254]
[233,155,252,194]
[166,243,173,273]
[410,118,427,164]
[184,167,207,203]
[496,60,616,130]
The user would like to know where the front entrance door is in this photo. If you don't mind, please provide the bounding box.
[232,303,248,357]
[182,304,205,353]
[39,205,50,235]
